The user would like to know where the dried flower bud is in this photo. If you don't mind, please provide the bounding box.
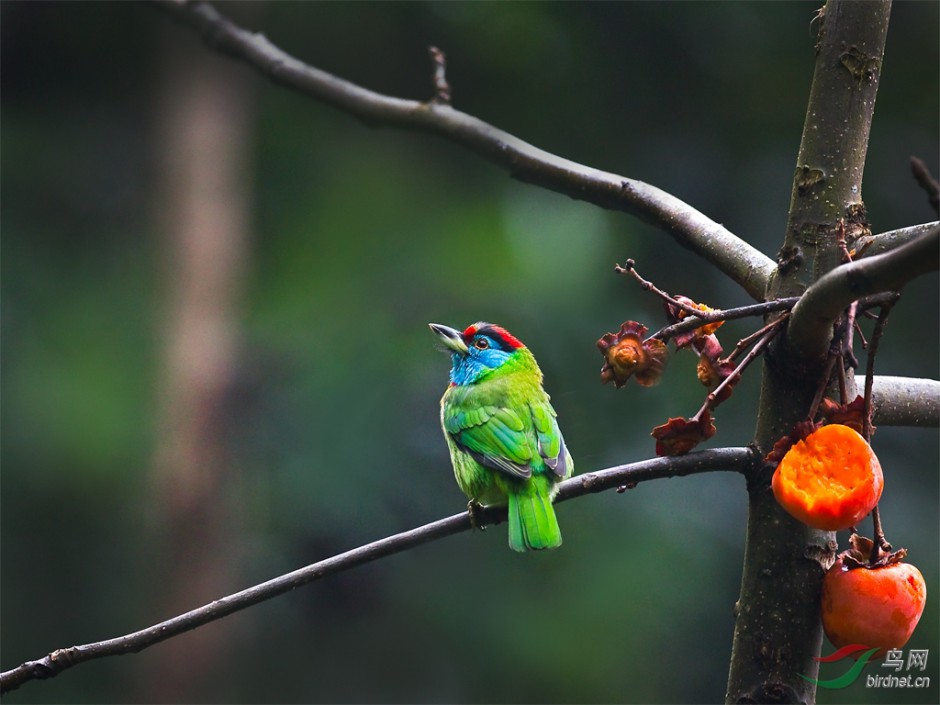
[651,411,716,456]
[597,321,669,388]
[692,334,724,360]
[666,296,725,349]
[696,354,738,402]
[819,396,870,435]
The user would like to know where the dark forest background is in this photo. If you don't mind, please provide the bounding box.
[2,2,937,703]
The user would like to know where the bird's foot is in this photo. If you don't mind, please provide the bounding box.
[467,500,486,531]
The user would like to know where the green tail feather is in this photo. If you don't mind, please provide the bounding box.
[508,490,562,552]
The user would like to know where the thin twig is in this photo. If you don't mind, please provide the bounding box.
[837,354,848,403]
[652,298,799,343]
[615,259,703,315]
[0,447,757,694]
[693,323,783,420]
[711,323,780,405]
[869,505,893,563]
[836,218,852,263]
[863,299,898,562]
[842,302,859,368]
[614,261,795,345]
[806,308,856,419]
[724,313,790,363]
[862,298,898,440]
[910,156,940,216]
[807,349,841,420]
[151,0,775,300]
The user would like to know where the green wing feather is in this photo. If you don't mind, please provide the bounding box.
[444,398,569,481]
[529,400,569,478]
[444,404,535,478]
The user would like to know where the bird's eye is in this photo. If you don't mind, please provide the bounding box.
[474,338,490,350]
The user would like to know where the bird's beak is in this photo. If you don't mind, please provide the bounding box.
[429,323,469,354]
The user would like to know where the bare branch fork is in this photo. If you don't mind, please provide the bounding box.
[788,225,940,358]
[0,447,758,694]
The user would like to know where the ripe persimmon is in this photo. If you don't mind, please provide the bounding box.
[772,424,883,531]
[822,545,927,659]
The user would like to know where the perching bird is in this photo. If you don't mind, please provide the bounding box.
[429,322,573,551]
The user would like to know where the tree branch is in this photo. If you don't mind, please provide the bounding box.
[855,220,939,257]
[787,226,939,359]
[652,297,799,343]
[152,0,775,300]
[860,375,940,427]
[0,447,756,695]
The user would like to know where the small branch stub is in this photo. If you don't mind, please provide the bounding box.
[428,45,451,104]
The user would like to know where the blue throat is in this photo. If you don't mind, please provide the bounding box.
[449,348,512,386]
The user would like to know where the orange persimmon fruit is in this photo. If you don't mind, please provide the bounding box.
[771,423,883,531]
[822,556,927,659]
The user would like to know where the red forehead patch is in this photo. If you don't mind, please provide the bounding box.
[463,322,524,350]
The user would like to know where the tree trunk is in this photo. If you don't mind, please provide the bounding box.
[726,2,892,703]
[142,24,255,702]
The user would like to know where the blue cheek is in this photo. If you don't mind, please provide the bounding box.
[449,349,511,385]
[477,348,511,369]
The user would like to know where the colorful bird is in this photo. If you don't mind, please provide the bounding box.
[429,322,573,551]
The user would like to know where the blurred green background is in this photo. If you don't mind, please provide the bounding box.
[2,2,937,703]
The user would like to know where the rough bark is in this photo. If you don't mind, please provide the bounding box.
[726,2,893,703]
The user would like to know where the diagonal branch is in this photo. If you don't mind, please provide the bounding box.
[0,447,757,695]
[910,156,940,215]
[152,0,775,300]
[787,226,939,359]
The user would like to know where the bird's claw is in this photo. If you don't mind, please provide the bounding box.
[467,500,486,531]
